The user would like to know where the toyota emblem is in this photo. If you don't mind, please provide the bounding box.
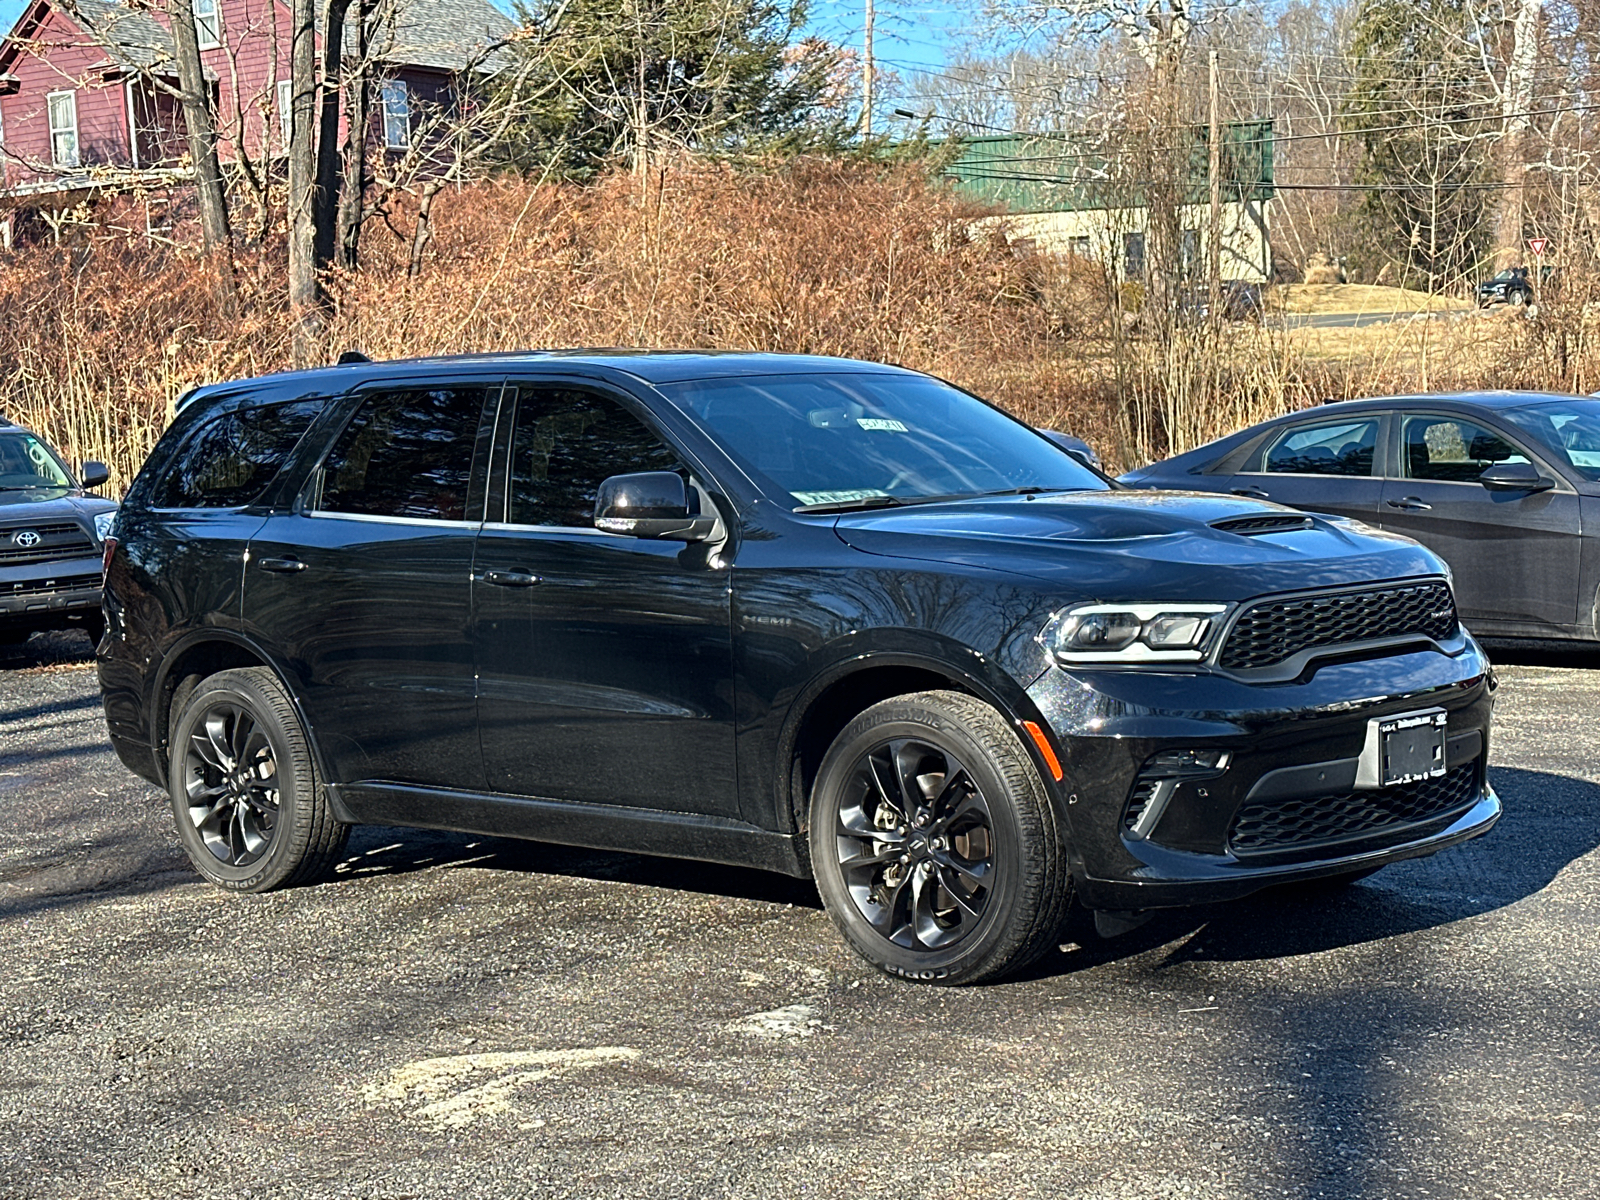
[12,530,41,549]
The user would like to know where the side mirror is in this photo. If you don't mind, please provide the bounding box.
[594,471,718,542]
[1479,461,1552,492]
[80,461,110,489]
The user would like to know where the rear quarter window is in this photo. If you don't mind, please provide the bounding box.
[154,400,325,509]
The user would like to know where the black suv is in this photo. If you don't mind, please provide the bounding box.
[0,417,115,647]
[100,352,1499,984]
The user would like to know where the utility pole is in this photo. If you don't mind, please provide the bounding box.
[863,0,874,137]
[1208,49,1222,330]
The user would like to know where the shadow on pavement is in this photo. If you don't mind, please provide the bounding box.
[1482,640,1600,669]
[0,629,97,671]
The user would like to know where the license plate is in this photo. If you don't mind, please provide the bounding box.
[1379,710,1447,786]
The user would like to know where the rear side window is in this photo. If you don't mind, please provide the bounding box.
[1262,419,1378,477]
[505,387,684,527]
[317,386,488,521]
[155,400,324,509]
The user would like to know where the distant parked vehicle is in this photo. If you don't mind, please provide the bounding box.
[0,416,116,647]
[1036,428,1102,470]
[1179,281,1265,323]
[1120,390,1600,645]
[1474,266,1554,308]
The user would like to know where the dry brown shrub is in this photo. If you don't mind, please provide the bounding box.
[4,160,1125,489]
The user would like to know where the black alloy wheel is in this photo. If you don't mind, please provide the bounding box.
[183,700,280,868]
[810,691,1072,985]
[834,738,996,952]
[168,667,348,892]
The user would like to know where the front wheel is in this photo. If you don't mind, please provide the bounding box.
[168,667,349,892]
[809,691,1072,984]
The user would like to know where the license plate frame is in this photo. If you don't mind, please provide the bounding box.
[1377,709,1448,787]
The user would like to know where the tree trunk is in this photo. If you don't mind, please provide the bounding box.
[1498,0,1544,267]
[313,0,354,270]
[408,179,445,279]
[167,0,236,315]
[288,0,321,366]
[336,0,371,270]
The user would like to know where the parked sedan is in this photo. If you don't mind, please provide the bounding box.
[1121,391,1600,643]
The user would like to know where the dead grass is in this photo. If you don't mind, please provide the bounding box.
[1272,283,1470,316]
[4,161,1596,486]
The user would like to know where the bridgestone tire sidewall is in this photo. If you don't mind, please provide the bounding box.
[810,697,1048,985]
[168,670,315,893]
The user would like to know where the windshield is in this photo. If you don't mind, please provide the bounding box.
[0,432,73,489]
[1500,401,1600,481]
[657,372,1105,509]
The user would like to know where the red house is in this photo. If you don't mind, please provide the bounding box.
[0,0,513,205]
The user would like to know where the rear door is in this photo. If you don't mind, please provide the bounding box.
[471,380,738,816]
[243,379,498,791]
[1224,413,1388,521]
[1379,411,1580,632]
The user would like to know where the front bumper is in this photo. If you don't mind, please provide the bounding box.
[1,555,103,631]
[1028,641,1498,911]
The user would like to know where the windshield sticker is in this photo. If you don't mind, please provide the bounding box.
[791,489,893,506]
[857,419,908,433]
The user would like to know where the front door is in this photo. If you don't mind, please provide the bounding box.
[472,382,738,816]
[244,381,497,790]
[1226,413,1387,521]
[1379,412,1581,632]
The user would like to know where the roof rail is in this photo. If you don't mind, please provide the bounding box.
[336,350,373,365]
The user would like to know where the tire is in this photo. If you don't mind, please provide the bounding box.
[1510,289,1527,307]
[167,667,349,893]
[809,691,1071,985]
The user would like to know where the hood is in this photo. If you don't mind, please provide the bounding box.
[833,489,1444,603]
[0,490,117,523]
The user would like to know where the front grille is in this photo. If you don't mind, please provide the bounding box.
[0,521,95,566]
[1229,761,1478,857]
[1210,514,1314,535]
[1218,581,1458,671]
[3,573,101,598]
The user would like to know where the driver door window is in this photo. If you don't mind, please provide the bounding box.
[504,388,685,527]
[1401,416,1529,482]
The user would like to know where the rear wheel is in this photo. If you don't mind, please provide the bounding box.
[168,667,348,892]
[809,691,1071,984]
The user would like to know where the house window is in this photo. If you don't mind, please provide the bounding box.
[1123,231,1145,280]
[382,79,410,148]
[193,0,221,49]
[47,90,78,169]
[277,79,292,146]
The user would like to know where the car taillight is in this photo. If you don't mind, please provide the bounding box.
[101,536,117,579]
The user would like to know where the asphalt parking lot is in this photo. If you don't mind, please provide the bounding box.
[1,634,1597,1200]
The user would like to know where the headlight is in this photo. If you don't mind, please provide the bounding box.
[1040,602,1230,664]
[93,511,117,542]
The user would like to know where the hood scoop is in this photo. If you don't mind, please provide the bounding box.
[1209,513,1315,535]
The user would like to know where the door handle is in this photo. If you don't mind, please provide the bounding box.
[481,569,541,587]
[1385,497,1433,511]
[257,556,307,573]
[1230,486,1271,500]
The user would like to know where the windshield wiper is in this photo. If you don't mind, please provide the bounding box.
[793,495,908,514]
[0,484,65,492]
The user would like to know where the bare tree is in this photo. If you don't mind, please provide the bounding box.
[162,0,235,311]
